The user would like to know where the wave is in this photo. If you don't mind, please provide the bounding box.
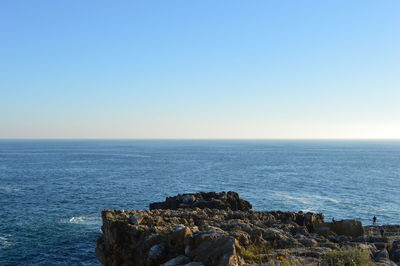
[0,186,22,193]
[370,207,388,212]
[275,193,310,205]
[0,234,13,249]
[300,208,315,213]
[311,195,340,204]
[276,192,340,205]
[62,216,101,226]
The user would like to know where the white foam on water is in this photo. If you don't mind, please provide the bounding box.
[0,234,13,249]
[300,208,315,213]
[0,186,21,193]
[311,195,340,204]
[275,192,340,205]
[371,207,388,212]
[64,216,101,226]
[275,193,310,205]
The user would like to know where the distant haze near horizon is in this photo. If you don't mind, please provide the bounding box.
[1,1,399,139]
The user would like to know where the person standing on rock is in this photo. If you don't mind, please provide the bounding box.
[373,216,377,225]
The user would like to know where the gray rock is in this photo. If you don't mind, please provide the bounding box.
[182,194,196,203]
[278,237,302,248]
[334,235,349,243]
[148,244,167,261]
[319,241,338,249]
[375,257,397,266]
[299,237,318,247]
[389,248,400,263]
[229,230,251,246]
[130,213,146,224]
[181,262,205,266]
[161,255,191,266]
[375,248,390,261]
[263,228,286,240]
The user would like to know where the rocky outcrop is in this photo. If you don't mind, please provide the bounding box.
[96,192,399,266]
[363,226,400,264]
[96,208,327,266]
[315,220,364,238]
[149,192,252,212]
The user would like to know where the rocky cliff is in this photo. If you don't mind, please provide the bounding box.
[96,192,399,266]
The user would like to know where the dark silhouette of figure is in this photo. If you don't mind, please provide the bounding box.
[332,217,336,223]
[380,227,385,237]
[373,216,377,225]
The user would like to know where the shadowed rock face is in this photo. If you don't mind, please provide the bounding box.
[149,191,252,212]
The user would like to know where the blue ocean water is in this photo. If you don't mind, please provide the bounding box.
[0,140,399,265]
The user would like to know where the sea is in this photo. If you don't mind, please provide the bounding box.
[0,140,399,265]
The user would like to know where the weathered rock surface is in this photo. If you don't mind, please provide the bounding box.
[149,191,252,212]
[96,192,399,266]
[315,219,364,238]
[389,240,400,263]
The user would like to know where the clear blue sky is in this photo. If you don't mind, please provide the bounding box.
[1,1,399,139]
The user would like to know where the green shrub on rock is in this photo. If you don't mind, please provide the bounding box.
[240,245,299,265]
[323,248,376,266]
[240,245,271,263]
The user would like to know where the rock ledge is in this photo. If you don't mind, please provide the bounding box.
[149,191,252,212]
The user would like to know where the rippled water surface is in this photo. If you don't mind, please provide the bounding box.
[1,140,400,265]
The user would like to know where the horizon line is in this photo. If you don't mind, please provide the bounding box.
[1,138,400,141]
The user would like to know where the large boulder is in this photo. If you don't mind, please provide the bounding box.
[315,220,364,237]
[149,191,252,211]
[260,211,324,231]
